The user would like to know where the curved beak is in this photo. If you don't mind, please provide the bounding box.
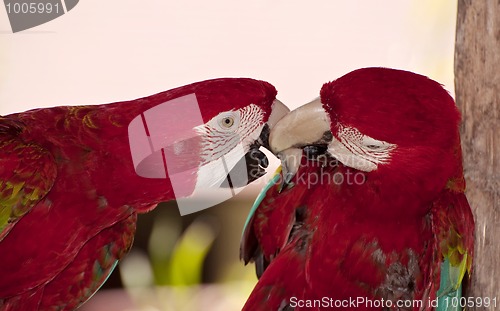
[266,99,291,137]
[269,98,331,187]
[223,99,290,188]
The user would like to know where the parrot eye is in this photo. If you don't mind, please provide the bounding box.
[220,116,235,128]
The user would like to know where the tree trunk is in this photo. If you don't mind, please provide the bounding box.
[455,1,500,310]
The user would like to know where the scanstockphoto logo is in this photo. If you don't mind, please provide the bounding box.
[3,0,79,33]
[128,94,252,216]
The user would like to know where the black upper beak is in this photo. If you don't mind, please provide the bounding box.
[221,125,270,188]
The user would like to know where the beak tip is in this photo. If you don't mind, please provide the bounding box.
[276,147,303,193]
[278,181,286,193]
[267,99,290,129]
[278,171,294,193]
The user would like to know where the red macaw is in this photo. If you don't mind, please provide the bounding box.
[241,68,474,311]
[0,78,289,310]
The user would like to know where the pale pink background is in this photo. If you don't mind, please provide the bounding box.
[0,1,456,116]
[0,0,458,195]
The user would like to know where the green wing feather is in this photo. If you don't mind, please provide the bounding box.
[0,117,57,241]
[433,183,474,311]
[435,228,470,311]
[242,167,282,237]
[436,257,465,311]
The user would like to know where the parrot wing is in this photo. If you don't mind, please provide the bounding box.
[39,213,137,310]
[0,213,137,310]
[432,184,474,311]
[243,234,309,311]
[241,167,316,311]
[0,117,57,241]
[240,166,308,278]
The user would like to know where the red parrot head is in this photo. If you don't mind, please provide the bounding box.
[127,78,289,201]
[269,68,462,201]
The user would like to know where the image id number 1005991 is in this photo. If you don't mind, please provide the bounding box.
[442,297,497,309]
[5,2,60,14]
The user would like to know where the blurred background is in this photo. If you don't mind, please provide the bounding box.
[1,1,458,310]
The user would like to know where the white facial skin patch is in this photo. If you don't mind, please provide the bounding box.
[328,124,396,172]
[194,103,265,188]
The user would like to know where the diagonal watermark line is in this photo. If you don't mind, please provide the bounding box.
[60,0,67,13]
[221,156,235,197]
